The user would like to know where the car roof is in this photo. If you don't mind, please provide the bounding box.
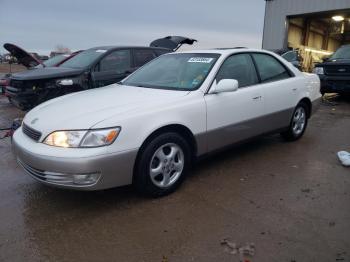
[89,46,170,51]
[176,48,273,55]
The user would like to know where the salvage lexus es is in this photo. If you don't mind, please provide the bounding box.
[13,48,321,196]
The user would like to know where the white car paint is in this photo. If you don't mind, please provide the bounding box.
[12,48,321,190]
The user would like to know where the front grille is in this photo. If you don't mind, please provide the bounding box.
[10,80,24,89]
[22,123,42,141]
[324,65,350,76]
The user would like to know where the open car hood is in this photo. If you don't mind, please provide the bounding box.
[3,43,44,68]
[150,36,197,51]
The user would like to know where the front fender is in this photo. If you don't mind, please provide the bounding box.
[95,93,207,155]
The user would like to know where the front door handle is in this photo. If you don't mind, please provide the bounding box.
[252,96,262,100]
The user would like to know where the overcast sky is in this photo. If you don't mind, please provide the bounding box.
[0,0,265,55]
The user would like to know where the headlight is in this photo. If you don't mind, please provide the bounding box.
[81,128,120,147]
[44,130,86,148]
[44,127,120,148]
[313,67,324,75]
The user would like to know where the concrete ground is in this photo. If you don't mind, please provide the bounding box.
[0,95,349,262]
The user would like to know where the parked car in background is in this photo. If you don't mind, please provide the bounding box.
[313,44,350,95]
[13,48,321,196]
[50,51,69,58]
[272,49,302,71]
[0,44,81,95]
[0,76,11,95]
[5,36,197,110]
[281,50,302,71]
[39,55,49,61]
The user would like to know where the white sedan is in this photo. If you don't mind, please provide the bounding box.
[13,48,321,196]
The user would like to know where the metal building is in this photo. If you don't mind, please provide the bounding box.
[262,0,350,52]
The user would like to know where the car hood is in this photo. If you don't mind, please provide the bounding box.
[3,43,43,68]
[10,67,84,81]
[24,84,190,134]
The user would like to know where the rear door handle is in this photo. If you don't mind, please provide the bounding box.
[292,88,297,91]
[252,96,262,100]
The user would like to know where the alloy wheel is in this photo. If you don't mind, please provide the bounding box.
[149,143,184,188]
[292,107,306,136]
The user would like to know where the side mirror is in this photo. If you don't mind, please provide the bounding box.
[209,79,239,94]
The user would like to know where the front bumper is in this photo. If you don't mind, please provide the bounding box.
[5,86,36,109]
[12,129,138,190]
[319,75,350,94]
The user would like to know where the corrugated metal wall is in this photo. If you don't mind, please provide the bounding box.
[262,0,350,50]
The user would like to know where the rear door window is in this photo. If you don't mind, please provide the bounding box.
[99,49,131,73]
[133,49,157,67]
[252,53,291,83]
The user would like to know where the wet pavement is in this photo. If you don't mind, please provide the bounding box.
[0,95,349,262]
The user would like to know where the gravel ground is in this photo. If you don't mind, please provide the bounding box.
[0,94,349,262]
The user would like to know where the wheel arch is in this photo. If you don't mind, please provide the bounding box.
[298,97,312,118]
[132,124,198,180]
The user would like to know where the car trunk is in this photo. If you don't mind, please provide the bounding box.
[150,36,197,51]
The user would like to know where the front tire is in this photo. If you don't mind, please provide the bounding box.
[281,102,309,141]
[134,132,191,197]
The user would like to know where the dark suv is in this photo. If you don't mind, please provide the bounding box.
[313,45,350,95]
[5,36,196,110]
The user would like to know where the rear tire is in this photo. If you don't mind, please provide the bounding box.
[281,102,309,141]
[134,132,191,197]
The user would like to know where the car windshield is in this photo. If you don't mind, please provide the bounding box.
[35,54,69,68]
[59,49,105,69]
[122,53,220,90]
[330,45,350,60]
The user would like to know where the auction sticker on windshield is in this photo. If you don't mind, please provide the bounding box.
[96,50,107,53]
[188,57,214,63]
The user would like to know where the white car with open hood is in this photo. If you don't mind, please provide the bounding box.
[13,48,321,196]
